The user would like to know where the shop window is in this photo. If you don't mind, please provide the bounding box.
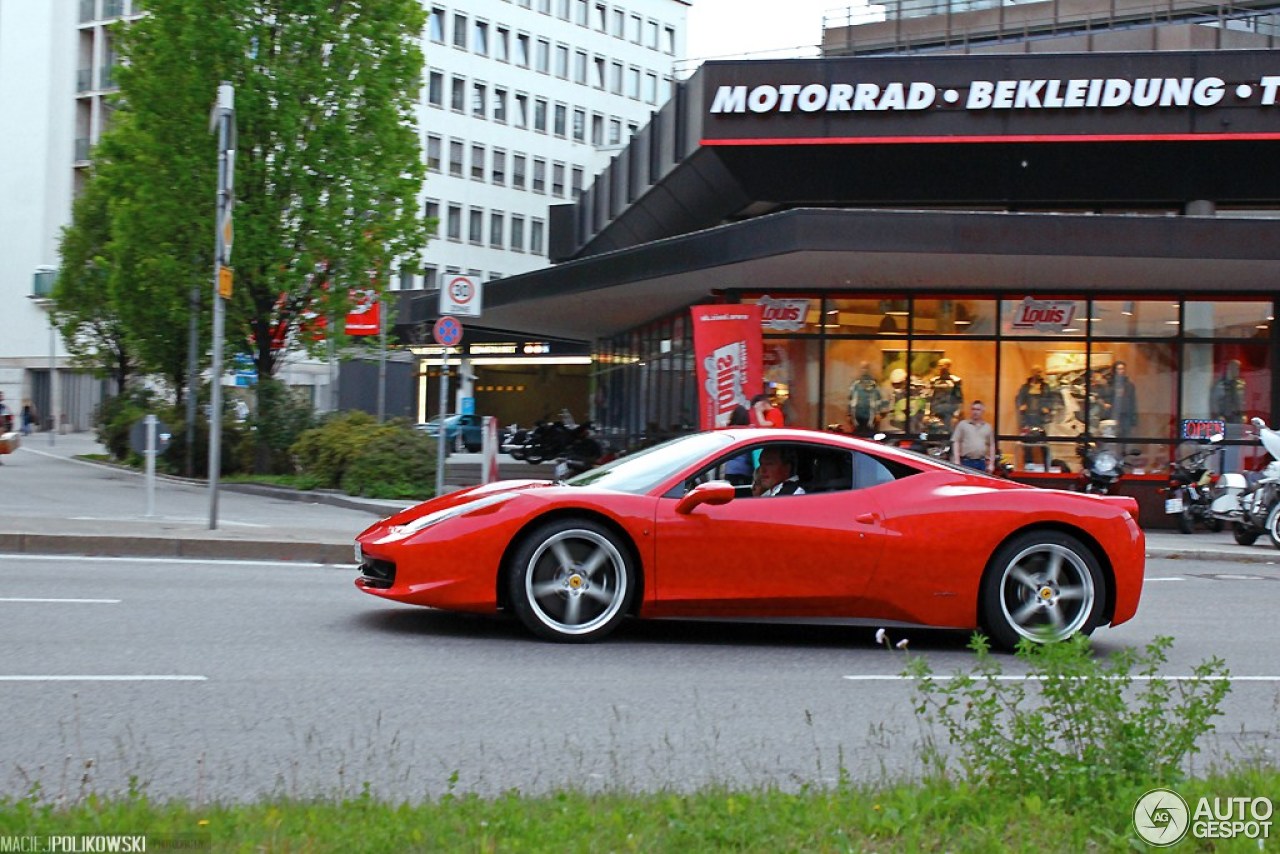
[1180,342,1271,472]
[1090,300,1179,338]
[912,298,996,336]
[898,341,996,439]
[762,339,822,429]
[1000,297,1086,338]
[823,340,900,434]
[1086,342,1178,466]
[999,342,1089,472]
[1184,300,1273,338]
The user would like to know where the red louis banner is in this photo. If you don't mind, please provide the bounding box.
[690,304,763,430]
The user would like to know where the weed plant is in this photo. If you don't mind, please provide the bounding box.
[907,633,1232,809]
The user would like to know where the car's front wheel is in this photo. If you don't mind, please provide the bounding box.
[508,519,635,642]
[980,531,1105,650]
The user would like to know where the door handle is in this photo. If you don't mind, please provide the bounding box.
[855,512,877,524]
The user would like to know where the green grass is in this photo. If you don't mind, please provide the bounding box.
[1,768,1276,852]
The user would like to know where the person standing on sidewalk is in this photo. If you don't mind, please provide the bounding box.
[952,401,995,473]
[0,392,12,433]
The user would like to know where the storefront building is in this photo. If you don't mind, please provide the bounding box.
[480,49,1280,523]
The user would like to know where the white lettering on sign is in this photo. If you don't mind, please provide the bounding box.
[1010,297,1079,333]
[758,296,811,331]
[706,75,1262,115]
[705,341,751,426]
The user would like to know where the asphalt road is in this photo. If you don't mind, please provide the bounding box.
[1,553,1276,804]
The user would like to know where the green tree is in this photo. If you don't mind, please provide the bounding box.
[52,172,137,393]
[57,0,431,455]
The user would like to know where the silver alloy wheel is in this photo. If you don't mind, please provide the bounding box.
[523,528,628,637]
[997,542,1096,642]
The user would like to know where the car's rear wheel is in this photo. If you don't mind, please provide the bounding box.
[508,519,634,642]
[980,531,1104,650]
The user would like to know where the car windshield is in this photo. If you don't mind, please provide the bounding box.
[564,432,736,495]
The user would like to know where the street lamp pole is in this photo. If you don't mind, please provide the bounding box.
[29,266,58,446]
[208,82,235,530]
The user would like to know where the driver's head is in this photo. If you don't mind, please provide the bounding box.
[756,446,794,490]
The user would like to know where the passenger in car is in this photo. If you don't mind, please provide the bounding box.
[753,447,806,497]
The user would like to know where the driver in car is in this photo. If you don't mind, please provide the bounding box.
[752,447,805,497]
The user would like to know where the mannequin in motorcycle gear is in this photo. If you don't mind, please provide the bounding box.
[1016,365,1052,468]
[848,361,885,436]
[927,359,964,427]
[1101,361,1138,438]
[1212,359,1247,424]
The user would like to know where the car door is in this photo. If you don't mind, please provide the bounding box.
[649,447,890,618]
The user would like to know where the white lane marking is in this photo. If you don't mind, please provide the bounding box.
[0,553,336,568]
[844,675,1280,682]
[0,675,207,682]
[0,597,120,604]
[1144,577,1185,582]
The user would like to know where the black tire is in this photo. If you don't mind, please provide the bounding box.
[1233,523,1259,546]
[1266,502,1280,550]
[979,531,1105,651]
[465,442,481,453]
[1177,505,1194,535]
[507,519,635,642]
[1207,516,1223,533]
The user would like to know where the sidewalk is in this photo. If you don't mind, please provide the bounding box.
[0,431,1277,566]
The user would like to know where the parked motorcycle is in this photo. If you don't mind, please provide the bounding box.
[513,410,578,464]
[1210,417,1280,547]
[1162,435,1224,534]
[553,423,606,480]
[1073,435,1137,495]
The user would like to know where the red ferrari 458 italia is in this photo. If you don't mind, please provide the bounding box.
[354,428,1145,647]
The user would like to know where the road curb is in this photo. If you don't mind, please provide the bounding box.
[1146,546,1280,565]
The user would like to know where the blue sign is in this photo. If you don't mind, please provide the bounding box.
[433,315,463,347]
[461,397,475,415]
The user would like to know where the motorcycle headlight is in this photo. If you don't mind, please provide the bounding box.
[1093,451,1118,475]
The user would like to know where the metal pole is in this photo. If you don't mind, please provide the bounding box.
[209,82,234,530]
[185,282,199,476]
[435,349,449,497]
[377,296,387,422]
[144,413,157,517]
[47,312,56,446]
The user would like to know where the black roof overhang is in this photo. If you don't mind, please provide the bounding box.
[480,207,1280,342]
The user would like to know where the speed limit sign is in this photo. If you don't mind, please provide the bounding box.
[439,274,483,317]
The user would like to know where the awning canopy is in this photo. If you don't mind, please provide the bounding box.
[479,207,1280,341]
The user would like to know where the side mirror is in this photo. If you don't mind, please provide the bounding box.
[675,480,736,515]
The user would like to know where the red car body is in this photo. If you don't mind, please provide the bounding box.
[355,429,1145,645]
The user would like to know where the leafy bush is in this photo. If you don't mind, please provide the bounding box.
[340,421,438,499]
[907,634,1231,808]
[291,410,379,488]
[292,413,437,498]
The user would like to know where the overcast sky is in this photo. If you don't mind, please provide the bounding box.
[684,0,867,65]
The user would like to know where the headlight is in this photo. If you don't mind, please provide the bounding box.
[1093,451,1118,475]
[381,492,517,541]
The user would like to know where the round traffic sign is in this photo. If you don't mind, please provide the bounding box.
[433,315,463,347]
[447,275,476,306]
